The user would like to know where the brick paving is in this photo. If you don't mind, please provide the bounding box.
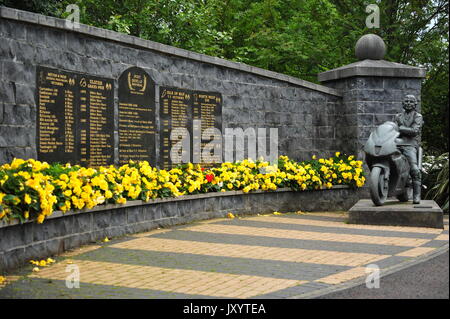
[0,212,448,299]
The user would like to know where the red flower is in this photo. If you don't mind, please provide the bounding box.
[201,167,205,171]
[206,174,214,182]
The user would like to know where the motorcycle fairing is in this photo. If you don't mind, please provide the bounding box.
[388,153,409,196]
[364,121,400,157]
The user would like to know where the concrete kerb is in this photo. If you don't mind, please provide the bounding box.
[288,243,449,299]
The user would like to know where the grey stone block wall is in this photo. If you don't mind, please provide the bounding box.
[0,186,362,272]
[0,13,343,165]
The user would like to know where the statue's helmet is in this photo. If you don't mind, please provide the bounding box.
[402,95,417,111]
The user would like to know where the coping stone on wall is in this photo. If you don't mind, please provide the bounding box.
[0,6,341,97]
[318,59,426,82]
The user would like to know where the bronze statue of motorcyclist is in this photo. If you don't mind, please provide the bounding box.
[394,95,423,204]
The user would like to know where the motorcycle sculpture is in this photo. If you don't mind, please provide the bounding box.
[364,121,422,206]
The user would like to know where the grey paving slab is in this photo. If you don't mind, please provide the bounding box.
[420,240,449,248]
[149,230,413,255]
[72,247,350,281]
[362,255,410,269]
[271,214,347,223]
[0,277,216,299]
[253,282,332,299]
[211,219,438,239]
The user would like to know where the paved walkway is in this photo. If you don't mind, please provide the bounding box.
[0,212,448,299]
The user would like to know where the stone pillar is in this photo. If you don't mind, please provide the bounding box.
[318,34,426,160]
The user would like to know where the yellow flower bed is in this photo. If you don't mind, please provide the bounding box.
[0,153,364,224]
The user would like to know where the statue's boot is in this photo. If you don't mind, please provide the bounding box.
[412,181,421,204]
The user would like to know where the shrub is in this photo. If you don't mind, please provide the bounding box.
[424,152,449,212]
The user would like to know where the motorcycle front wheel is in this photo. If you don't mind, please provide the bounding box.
[369,166,389,206]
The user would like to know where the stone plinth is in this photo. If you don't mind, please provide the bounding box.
[348,199,444,229]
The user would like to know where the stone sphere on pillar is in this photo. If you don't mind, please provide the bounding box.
[355,34,386,60]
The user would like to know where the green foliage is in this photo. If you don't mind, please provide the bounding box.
[424,153,449,212]
[0,0,64,16]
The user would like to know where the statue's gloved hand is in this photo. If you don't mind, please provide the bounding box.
[399,126,416,136]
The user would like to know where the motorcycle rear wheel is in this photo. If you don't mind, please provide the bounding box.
[369,166,388,206]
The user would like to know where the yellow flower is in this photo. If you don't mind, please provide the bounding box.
[0,276,6,285]
[39,260,47,267]
[63,190,72,197]
[11,196,20,205]
[24,194,32,204]
[32,267,40,272]
[117,197,126,204]
[37,214,45,224]
[103,237,110,242]
[273,212,282,215]
[0,154,364,224]
[227,212,235,219]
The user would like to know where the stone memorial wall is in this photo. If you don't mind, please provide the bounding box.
[0,8,342,167]
[0,7,428,272]
[0,7,425,168]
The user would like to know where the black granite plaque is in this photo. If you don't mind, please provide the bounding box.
[159,87,193,170]
[36,66,114,167]
[79,75,114,167]
[192,91,222,167]
[159,87,222,169]
[118,67,156,165]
